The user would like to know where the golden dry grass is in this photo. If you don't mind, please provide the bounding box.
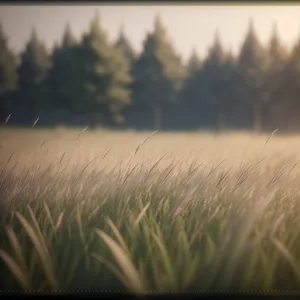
[0,127,300,293]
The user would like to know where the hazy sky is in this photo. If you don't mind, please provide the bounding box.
[0,5,299,61]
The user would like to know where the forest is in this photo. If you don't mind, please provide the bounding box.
[1,14,300,132]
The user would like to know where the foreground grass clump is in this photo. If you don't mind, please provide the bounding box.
[0,128,300,293]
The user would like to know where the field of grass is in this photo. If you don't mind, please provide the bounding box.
[0,127,300,294]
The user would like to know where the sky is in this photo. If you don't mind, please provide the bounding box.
[0,5,299,62]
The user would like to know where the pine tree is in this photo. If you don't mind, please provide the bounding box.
[18,28,51,120]
[271,33,300,131]
[225,48,235,65]
[63,14,132,124]
[198,30,237,130]
[268,22,287,68]
[181,30,237,130]
[180,48,202,129]
[0,22,18,119]
[204,30,226,67]
[263,22,288,130]
[62,22,76,49]
[237,19,268,132]
[187,48,202,74]
[115,25,136,65]
[44,23,78,112]
[0,23,18,98]
[238,19,266,71]
[132,15,186,129]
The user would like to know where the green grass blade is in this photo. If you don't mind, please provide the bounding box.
[0,249,32,290]
[95,229,145,295]
[16,212,58,290]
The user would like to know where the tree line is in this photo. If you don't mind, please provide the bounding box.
[0,14,299,132]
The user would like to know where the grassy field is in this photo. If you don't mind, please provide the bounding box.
[0,127,300,294]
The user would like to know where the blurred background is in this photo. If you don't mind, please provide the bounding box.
[0,5,299,132]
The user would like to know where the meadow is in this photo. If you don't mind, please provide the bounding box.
[0,127,300,294]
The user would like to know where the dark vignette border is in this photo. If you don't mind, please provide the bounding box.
[0,0,300,4]
[1,291,300,299]
[1,0,300,299]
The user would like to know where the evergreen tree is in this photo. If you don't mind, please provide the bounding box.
[179,48,202,129]
[115,25,136,65]
[0,23,18,98]
[181,30,238,130]
[271,34,300,131]
[198,31,238,130]
[0,22,18,119]
[204,30,226,67]
[263,22,288,130]
[60,14,132,124]
[44,23,78,113]
[132,15,186,129]
[187,48,202,74]
[268,22,287,68]
[61,22,76,49]
[18,28,51,120]
[237,19,268,132]
[225,48,236,65]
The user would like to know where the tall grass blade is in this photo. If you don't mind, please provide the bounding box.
[55,212,64,231]
[16,212,58,289]
[152,233,176,288]
[104,217,130,256]
[95,229,145,295]
[92,253,128,291]
[5,226,30,281]
[272,238,300,282]
[4,113,12,125]
[135,130,158,155]
[32,117,39,128]
[0,249,32,290]
[134,202,150,227]
[43,203,55,230]
[76,126,89,140]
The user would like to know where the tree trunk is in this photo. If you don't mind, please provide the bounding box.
[153,105,162,130]
[287,116,298,133]
[217,111,226,132]
[31,98,38,123]
[253,103,262,133]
